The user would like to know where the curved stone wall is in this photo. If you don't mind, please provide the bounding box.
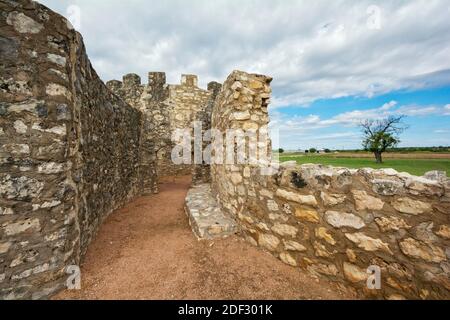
[0,0,155,299]
[210,71,450,299]
[108,73,215,178]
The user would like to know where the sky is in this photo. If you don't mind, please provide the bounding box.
[39,0,450,150]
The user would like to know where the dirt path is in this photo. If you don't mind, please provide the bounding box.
[55,176,356,300]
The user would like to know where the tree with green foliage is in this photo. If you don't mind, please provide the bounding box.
[360,116,408,163]
[278,148,285,154]
[309,148,317,154]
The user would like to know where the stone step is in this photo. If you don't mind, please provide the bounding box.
[185,184,238,240]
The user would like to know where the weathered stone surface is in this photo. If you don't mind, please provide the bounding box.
[185,184,237,240]
[345,233,392,254]
[0,207,14,215]
[256,222,270,231]
[280,252,297,266]
[307,263,338,276]
[294,207,320,223]
[258,233,280,251]
[267,200,279,211]
[315,227,336,245]
[32,123,66,136]
[272,223,297,237]
[259,188,273,199]
[424,271,450,292]
[371,179,403,196]
[387,294,407,300]
[392,198,432,215]
[280,161,297,168]
[0,4,448,300]
[13,120,27,134]
[423,171,447,183]
[343,262,368,283]
[320,192,346,206]
[412,222,439,243]
[283,240,307,252]
[405,176,443,196]
[0,143,30,155]
[325,211,365,229]
[46,83,71,98]
[0,242,12,254]
[208,69,450,299]
[346,249,357,263]
[243,167,251,178]
[226,172,242,185]
[399,238,446,263]
[375,216,411,232]
[232,111,251,120]
[0,0,160,300]
[314,241,335,258]
[436,225,450,239]
[3,219,40,236]
[0,175,44,200]
[6,12,43,34]
[38,162,67,174]
[352,190,385,211]
[276,189,317,206]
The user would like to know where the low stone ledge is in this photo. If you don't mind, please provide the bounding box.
[185,184,238,240]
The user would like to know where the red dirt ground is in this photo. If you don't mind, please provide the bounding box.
[54,176,357,300]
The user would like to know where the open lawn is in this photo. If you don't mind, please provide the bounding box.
[277,153,450,177]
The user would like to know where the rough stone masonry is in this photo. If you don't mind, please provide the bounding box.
[1,0,449,300]
[0,0,156,299]
[0,0,218,299]
[208,70,450,300]
[107,72,218,179]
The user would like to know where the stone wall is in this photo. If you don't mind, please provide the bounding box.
[210,71,450,299]
[0,0,154,299]
[106,72,162,194]
[167,75,212,176]
[192,81,222,185]
[2,0,448,301]
[108,73,215,178]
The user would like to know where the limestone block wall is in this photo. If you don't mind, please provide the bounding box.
[107,72,162,194]
[210,70,272,213]
[108,73,215,178]
[167,75,212,176]
[0,0,152,299]
[210,71,450,299]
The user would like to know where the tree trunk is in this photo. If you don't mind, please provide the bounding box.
[374,151,383,163]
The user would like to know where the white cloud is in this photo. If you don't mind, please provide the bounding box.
[39,0,450,107]
[269,101,450,149]
[272,102,449,131]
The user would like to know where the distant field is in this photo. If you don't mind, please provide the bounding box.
[277,153,450,177]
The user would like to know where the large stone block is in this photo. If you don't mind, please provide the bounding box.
[6,12,43,34]
[345,232,392,254]
[0,175,44,200]
[258,233,280,251]
[276,189,317,206]
[325,211,365,230]
[352,190,385,211]
[399,238,446,263]
[392,198,432,215]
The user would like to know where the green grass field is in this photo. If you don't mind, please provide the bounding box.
[277,154,450,177]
